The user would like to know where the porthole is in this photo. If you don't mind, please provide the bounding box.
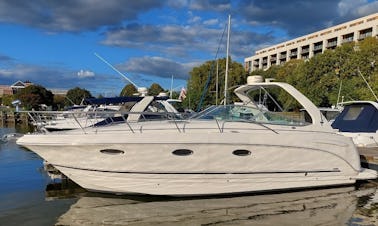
[100,149,125,155]
[172,149,193,156]
[232,149,251,156]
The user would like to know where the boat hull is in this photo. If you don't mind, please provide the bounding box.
[18,129,374,196]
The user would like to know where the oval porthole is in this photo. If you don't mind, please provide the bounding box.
[100,149,125,155]
[232,149,251,156]
[172,149,193,156]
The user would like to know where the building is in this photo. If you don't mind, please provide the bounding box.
[245,13,378,72]
[0,80,33,97]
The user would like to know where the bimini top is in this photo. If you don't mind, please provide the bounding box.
[331,101,378,132]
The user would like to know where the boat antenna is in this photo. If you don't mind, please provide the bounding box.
[336,80,342,106]
[224,14,231,106]
[94,52,139,88]
[196,16,228,112]
[357,67,378,101]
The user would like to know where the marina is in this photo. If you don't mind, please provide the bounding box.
[0,2,377,225]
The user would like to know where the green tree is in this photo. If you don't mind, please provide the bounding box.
[53,94,66,110]
[186,57,246,111]
[15,85,54,110]
[148,83,164,96]
[65,87,92,105]
[120,84,138,96]
[1,94,13,107]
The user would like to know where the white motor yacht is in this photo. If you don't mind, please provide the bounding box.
[16,76,377,196]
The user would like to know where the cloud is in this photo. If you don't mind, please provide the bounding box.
[189,0,231,11]
[118,56,199,80]
[338,0,378,18]
[237,0,378,39]
[0,54,13,62]
[0,0,164,32]
[238,0,342,37]
[77,69,95,78]
[203,18,219,26]
[102,20,276,63]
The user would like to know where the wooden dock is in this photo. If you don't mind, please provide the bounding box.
[0,110,29,125]
[358,147,378,171]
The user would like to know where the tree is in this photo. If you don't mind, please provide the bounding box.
[186,57,246,111]
[148,83,164,96]
[1,94,13,107]
[53,95,66,110]
[15,85,54,110]
[120,84,137,96]
[65,87,93,105]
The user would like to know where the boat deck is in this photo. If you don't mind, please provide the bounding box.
[358,147,378,171]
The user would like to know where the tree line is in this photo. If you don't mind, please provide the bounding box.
[0,82,172,111]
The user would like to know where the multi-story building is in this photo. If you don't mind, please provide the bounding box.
[244,13,378,72]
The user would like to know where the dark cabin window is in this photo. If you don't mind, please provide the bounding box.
[100,149,125,155]
[172,149,193,156]
[233,149,251,156]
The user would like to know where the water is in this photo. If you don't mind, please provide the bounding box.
[0,127,377,226]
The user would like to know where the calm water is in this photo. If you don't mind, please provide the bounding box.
[0,127,377,226]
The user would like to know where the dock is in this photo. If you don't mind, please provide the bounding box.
[358,147,378,171]
[0,110,29,125]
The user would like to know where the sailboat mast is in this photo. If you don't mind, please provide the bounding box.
[224,14,231,105]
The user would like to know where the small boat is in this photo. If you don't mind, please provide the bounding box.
[16,76,377,196]
[331,101,378,147]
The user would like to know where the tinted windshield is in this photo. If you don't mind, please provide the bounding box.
[194,105,310,126]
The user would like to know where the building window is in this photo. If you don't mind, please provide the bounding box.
[342,33,354,43]
[327,37,337,49]
[358,28,373,40]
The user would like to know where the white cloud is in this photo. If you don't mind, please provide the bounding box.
[203,18,219,26]
[338,0,368,16]
[77,69,95,78]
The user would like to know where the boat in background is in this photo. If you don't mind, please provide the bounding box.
[16,76,377,196]
[26,94,185,132]
[331,101,378,147]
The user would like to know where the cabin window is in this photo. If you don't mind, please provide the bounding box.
[172,149,193,156]
[343,106,364,120]
[100,149,125,155]
[232,149,251,156]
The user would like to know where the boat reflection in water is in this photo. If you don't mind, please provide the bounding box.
[50,181,377,226]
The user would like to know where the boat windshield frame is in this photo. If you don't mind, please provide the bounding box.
[193,105,311,126]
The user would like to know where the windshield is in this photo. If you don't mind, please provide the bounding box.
[194,105,310,126]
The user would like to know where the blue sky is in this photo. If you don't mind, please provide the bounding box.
[0,0,377,97]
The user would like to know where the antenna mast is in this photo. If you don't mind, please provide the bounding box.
[94,52,139,88]
[224,14,231,105]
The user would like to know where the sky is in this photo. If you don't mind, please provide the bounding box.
[0,0,377,97]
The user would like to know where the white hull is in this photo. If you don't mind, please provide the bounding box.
[18,122,376,196]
